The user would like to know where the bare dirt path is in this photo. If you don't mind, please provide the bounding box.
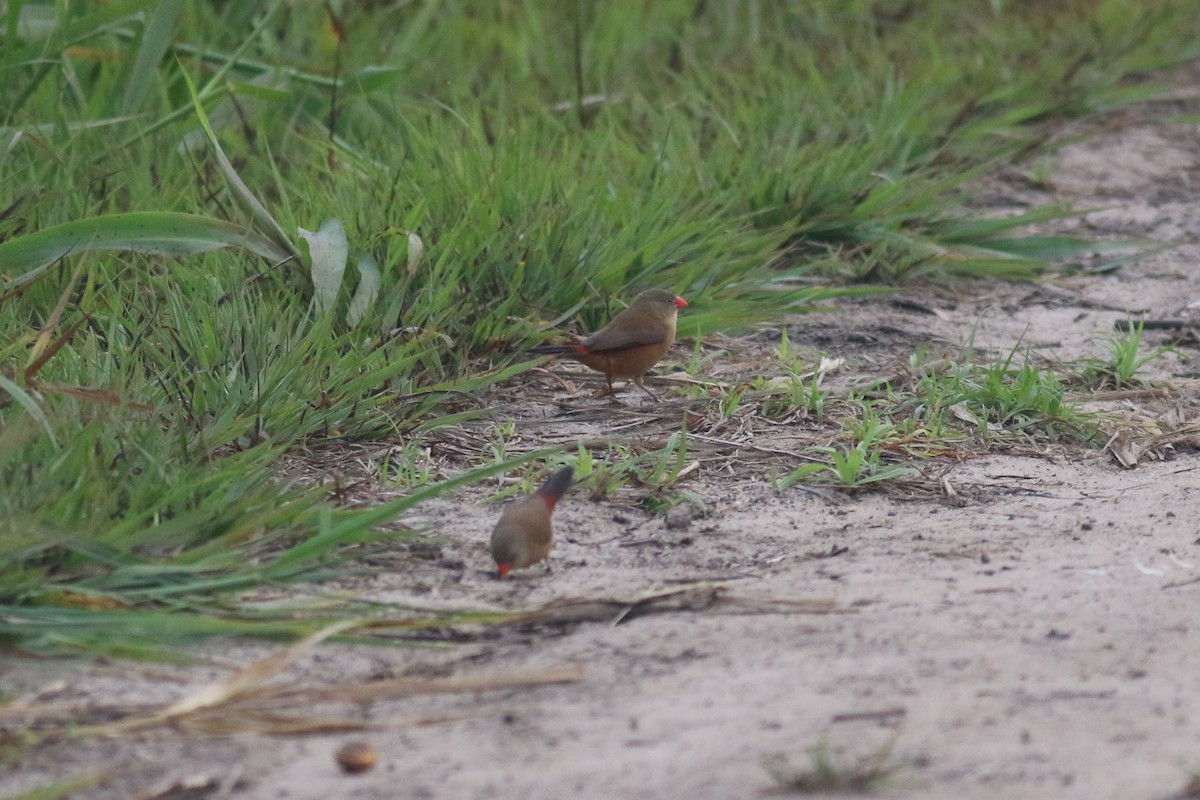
[6,68,1200,800]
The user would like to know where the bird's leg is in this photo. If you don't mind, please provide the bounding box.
[591,374,624,403]
[633,376,659,401]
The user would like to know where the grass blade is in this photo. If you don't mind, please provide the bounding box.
[178,62,299,259]
[0,373,59,448]
[0,212,292,290]
[119,0,184,115]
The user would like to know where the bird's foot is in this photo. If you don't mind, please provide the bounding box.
[634,382,660,401]
[590,385,625,403]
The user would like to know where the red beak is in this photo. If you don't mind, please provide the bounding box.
[674,296,688,309]
[497,563,510,579]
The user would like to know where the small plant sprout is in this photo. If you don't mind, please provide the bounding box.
[771,462,828,491]
[573,441,595,480]
[826,411,918,488]
[646,428,696,488]
[485,420,518,464]
[377,442,436,488]
[759,376,811,421]
[720,385,747,419]
[1080,318,1173,389]
[916,342,1093,443]
[807,370,827,418]
[587,443,636,500]
[682,335,727,378]
[685,335,705,375]
[775,406,918,490]
[763,735,901,793]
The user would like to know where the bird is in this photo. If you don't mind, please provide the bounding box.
[533,289,688,399]
[490,466,574,578]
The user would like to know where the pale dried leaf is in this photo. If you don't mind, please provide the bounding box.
[299,218,349,314]
[161,621,355,718]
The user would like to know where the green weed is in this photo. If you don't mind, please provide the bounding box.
[775,407,919,491]
[916,346,1093,442]
[764,736,900,793]
[1077,319,1173,389]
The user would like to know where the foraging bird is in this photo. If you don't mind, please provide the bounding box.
[490,466,574,578]
[533,289,688,399]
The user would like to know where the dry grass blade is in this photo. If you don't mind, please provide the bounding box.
[24,315,85,382]
[67,621,358,736]
[1104,420,1200,468]
[2,661,582,741]
[0,697,158,727]
[243,663,585,708]
[134,771,244,800]
[152,667,581,737]
[1066,386,1174,403]
[497,585,843,629]
[24,263,85,381]
[158,621,356,718]
[32,381,155,410]
[145,666,582,737]
[504,586,725,628]
[718,596,847,616]
[174,709,469,737]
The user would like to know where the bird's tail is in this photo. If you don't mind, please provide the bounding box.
[529,342,585,357]
[536,466,575,511]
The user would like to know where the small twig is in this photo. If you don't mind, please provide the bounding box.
[830,707,907,724]
[1114,319,1190,331]
[1067,387,1174,402]
[1162,576,1200,590]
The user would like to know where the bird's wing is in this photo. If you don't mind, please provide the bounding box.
[581,311,667,352]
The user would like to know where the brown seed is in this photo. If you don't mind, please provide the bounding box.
[335,741,378,774]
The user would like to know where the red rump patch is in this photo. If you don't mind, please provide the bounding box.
[540,495,558,514]
[497,563,510,578]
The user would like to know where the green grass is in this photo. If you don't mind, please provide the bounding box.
[2,0,1199,655]
[763,736,900,793]
[914,346,1090,443]
[764,341,1102,493]
[1075,319,1174,389]
[2,772,107,800]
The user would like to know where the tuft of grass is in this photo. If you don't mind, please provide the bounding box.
[774,405,920,492]
[374,442,440,489]
[913,345,1095,444]
[0,772,108,800]
[770,340,1104,494]
[763,737,900,794]
[1075,319,1173,389]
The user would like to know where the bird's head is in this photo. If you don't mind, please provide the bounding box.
[632,289,688,315]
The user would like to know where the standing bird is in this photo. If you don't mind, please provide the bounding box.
[533,289,688,399]
[490,466,574,579]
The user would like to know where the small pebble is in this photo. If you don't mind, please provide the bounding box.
[664,505,694,530]
[336,741,378,775]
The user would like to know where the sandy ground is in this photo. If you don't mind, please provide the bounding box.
[6,70,1200,800]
